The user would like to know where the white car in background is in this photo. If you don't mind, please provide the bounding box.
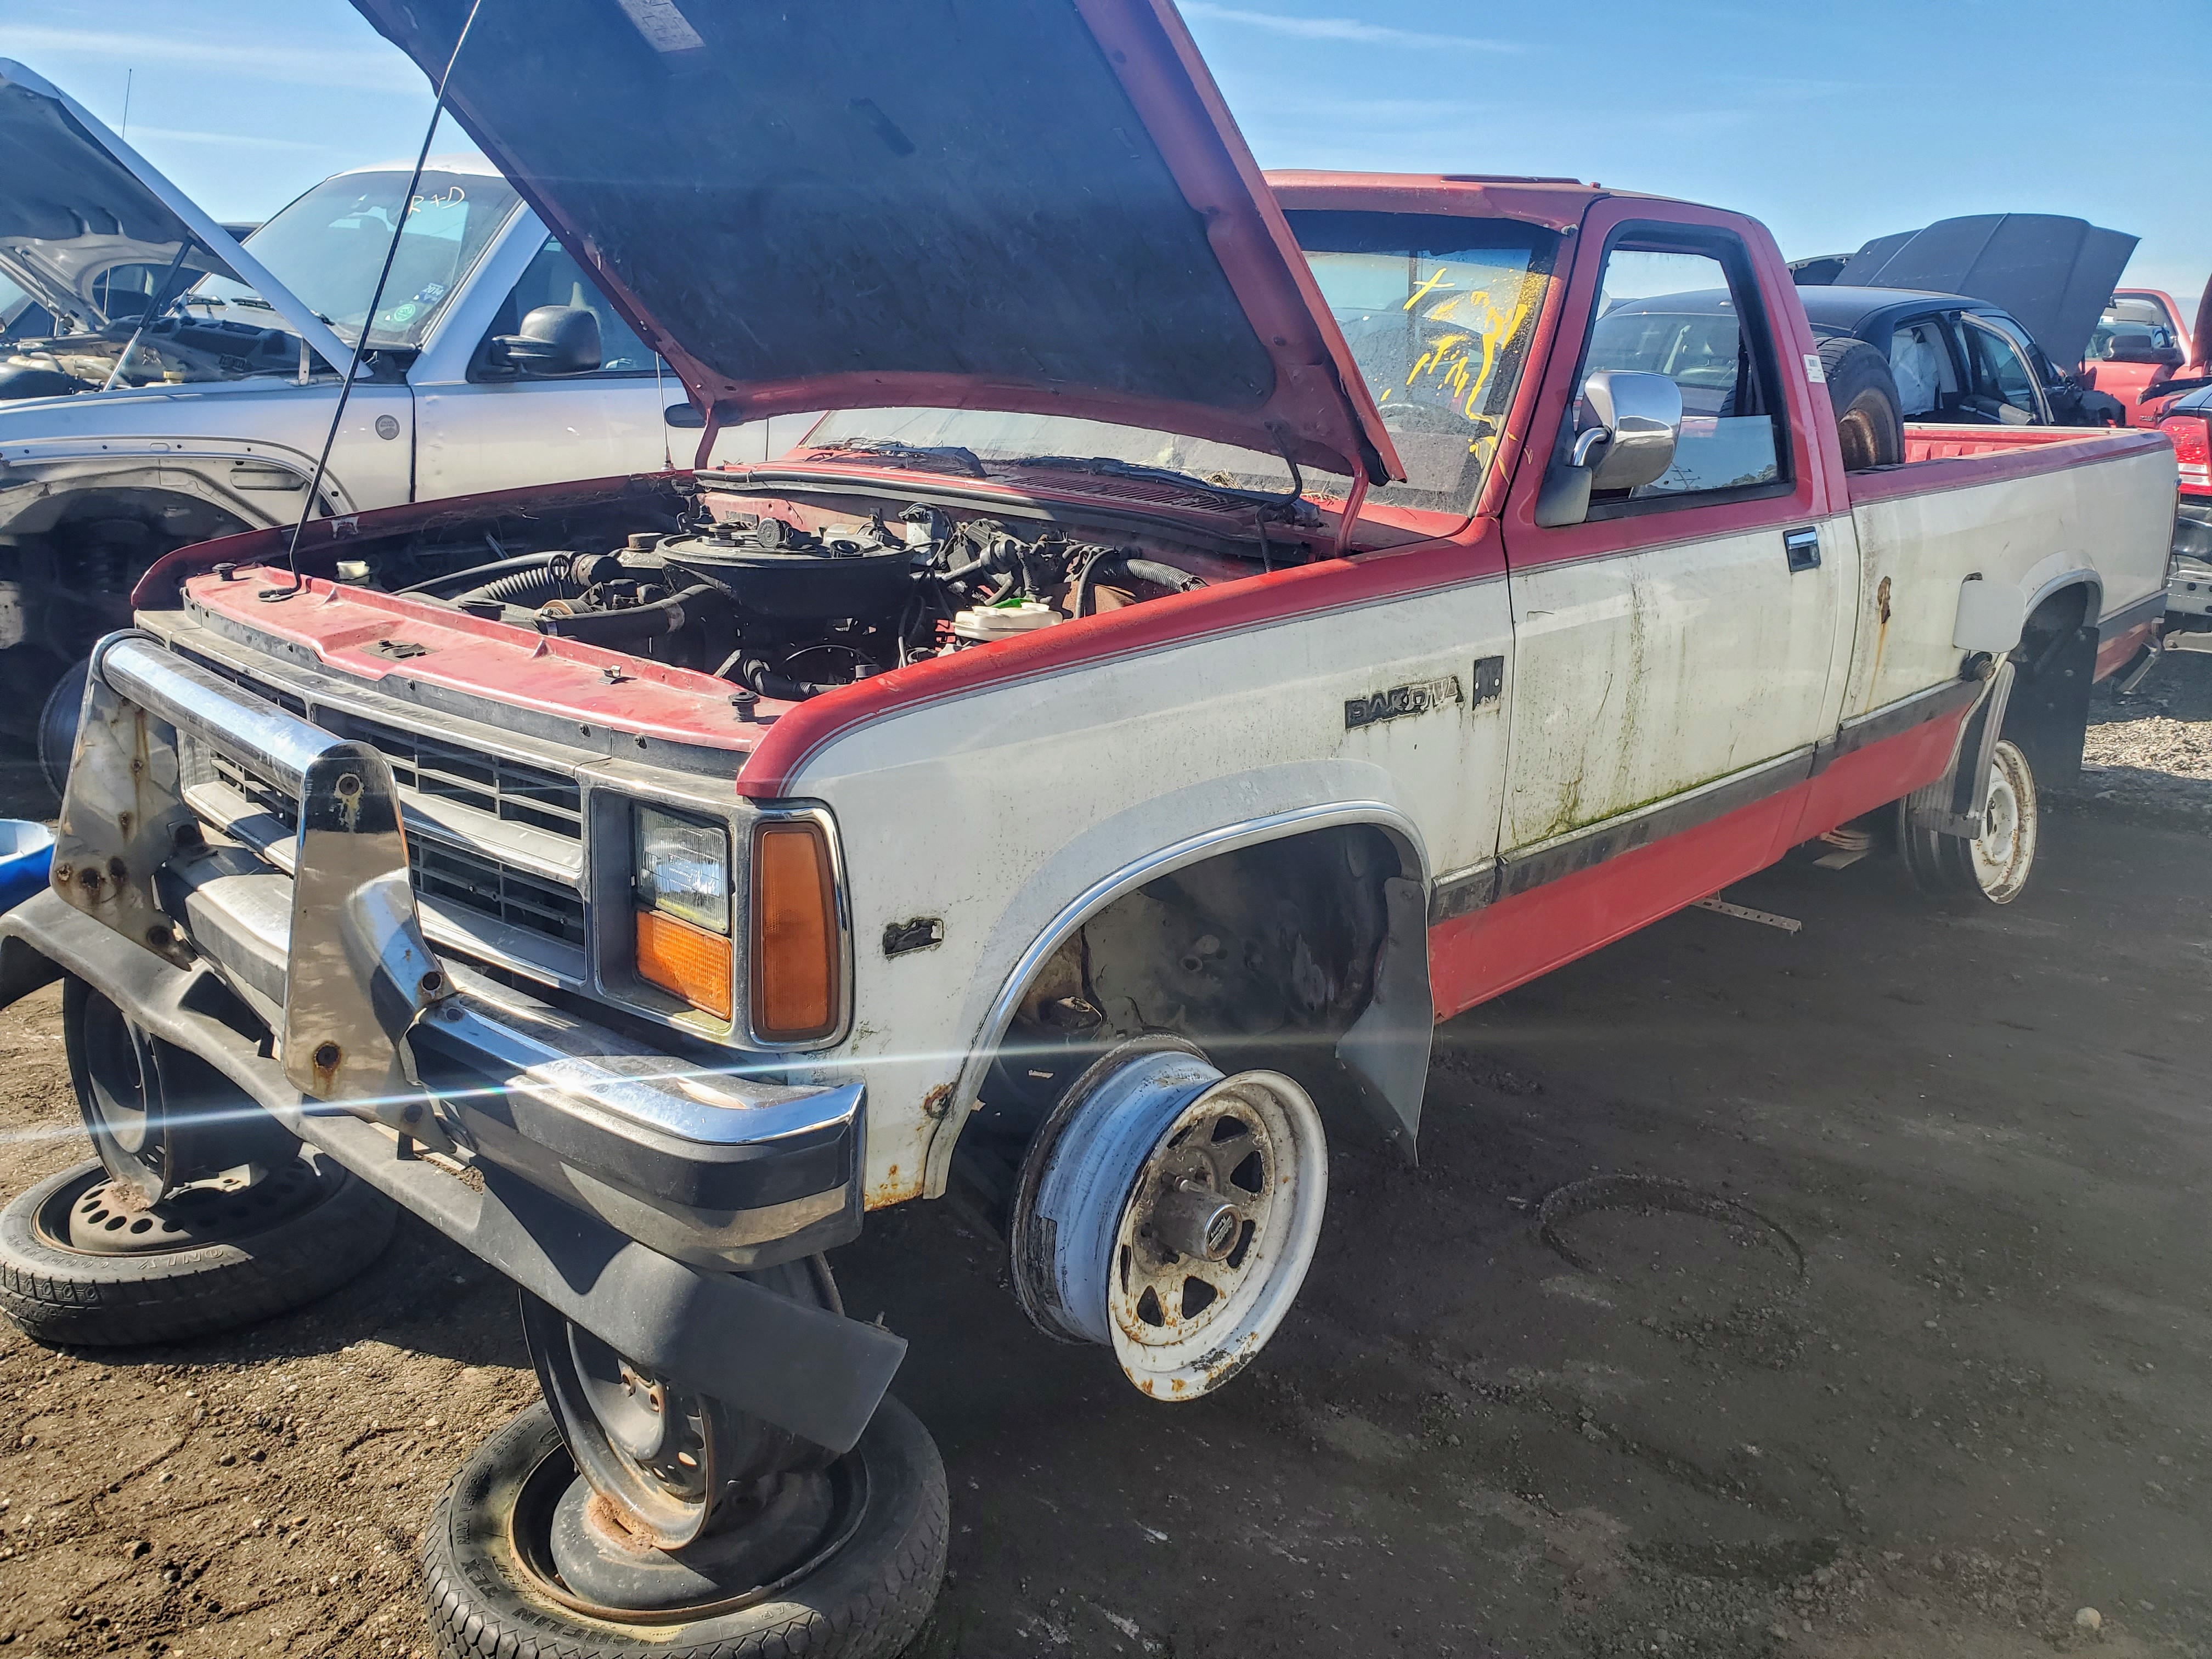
[0,59,810,757]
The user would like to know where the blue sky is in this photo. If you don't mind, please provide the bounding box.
[8,0,2207,319]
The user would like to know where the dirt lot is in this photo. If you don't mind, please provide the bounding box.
[0,664,2208,1658]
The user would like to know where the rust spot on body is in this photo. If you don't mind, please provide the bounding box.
[865,1160,924,1210]
[921,1084,954,1119]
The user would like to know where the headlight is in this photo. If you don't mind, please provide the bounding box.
[635,806,729,932]
[633,806,732,1021]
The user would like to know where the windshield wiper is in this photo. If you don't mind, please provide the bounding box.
[1003,452,1308,516]
[804,438,986,478]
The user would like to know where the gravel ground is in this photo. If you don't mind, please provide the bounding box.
[0,673,2207,1657]
[2055,649,2212,825]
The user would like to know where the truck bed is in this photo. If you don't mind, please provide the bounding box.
[1837,422,2175,715]
[1853,422,2170,500]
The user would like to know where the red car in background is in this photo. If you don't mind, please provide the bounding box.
[2086,282,2208,427]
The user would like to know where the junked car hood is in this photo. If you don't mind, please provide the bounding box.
[0,59,352,367]
[1836,214,2137,371]
[347,0,1403,484]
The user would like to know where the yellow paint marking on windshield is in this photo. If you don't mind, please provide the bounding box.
[1409,332,1468,383]
[1390,260,1546,427]
[1403,268,1451,310]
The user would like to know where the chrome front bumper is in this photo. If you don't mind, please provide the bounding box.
[42,631,862,1271]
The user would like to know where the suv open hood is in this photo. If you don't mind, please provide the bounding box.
[0,59,352,367]
[348,0,1402,484]
[1836,214,2137,371]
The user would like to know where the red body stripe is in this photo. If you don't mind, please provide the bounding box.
[1429,704,1968,1020]
[2097,618,2157,678]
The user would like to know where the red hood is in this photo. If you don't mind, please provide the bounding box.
[348,0,1402,485]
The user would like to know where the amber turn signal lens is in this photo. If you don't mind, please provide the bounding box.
[751,820,838,1043]
[635,909,734,1022]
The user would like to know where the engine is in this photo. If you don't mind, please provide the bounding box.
[403,486,1224,702]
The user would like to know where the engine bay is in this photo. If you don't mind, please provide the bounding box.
[353,477,1310,702]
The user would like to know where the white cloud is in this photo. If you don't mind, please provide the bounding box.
[1179,3,1520,53]
[1,24,431,95]
[121,126,331,153]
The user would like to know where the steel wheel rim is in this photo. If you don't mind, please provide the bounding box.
[31,1159,335,1257]
[75,992,174,1203]
[527,1300,720,1549]
[501,1429,868,1626]
[1969,740,2036,902]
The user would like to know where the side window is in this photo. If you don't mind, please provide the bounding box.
[1888,320,1957,419]
[481,238,658,375]
[1571,240,1785,505]
[1961,319,2041,425]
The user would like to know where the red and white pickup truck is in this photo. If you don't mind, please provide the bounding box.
[0,2,2176,1652]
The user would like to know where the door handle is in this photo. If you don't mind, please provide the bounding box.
[1784,527,1821,573]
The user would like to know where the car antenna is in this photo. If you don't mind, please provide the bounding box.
[261,0,487,602]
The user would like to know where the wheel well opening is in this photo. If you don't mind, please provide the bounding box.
[2004,583,2098,789]
[946,824,1419,1232]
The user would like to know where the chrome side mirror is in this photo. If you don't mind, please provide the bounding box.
[1533,369,1684,527]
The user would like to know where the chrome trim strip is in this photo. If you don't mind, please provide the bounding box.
[1822,676,1983,770]
[727,802,855,1054]
[1489,747,1815,906]
[2098,586,2164,639]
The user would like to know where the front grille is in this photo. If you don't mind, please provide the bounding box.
[409,840,586,949]
[176,649,582,842]
[209,749,297,829]
[203,744,585,953]
[321,711,582,841]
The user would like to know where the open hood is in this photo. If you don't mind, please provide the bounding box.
[0,59,352,367]
[1836,213,2137,371]
[347,0,1401,484]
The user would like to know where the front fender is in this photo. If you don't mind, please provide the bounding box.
[915,760,1434,1193]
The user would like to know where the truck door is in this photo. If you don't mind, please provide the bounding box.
[1495,210,1853,867]
[411,236,679,500]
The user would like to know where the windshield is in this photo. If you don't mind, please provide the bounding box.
[796,408,1314,497]
[2103,295,2176,331]
[793,214,1558,523]
[190,170,521,351]
[1291,211,1560,515]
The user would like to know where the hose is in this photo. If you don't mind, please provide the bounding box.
[536,583,715,645]
[1076,552,1206,616]
[1119,557,1206,593]
[398,551,562,597]
[449,565,582,608]
[733,654,841,701]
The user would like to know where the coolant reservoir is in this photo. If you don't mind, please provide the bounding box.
[952,601,1059,642]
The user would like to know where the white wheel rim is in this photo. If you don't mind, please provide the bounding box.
[1025,1051,1327,1400]
[1105,1073,1326,1399]
[1968,741,2037,902]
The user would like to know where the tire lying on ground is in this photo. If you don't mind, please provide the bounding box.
[1820,336,1904,471]
[0,1152,398,1347]
[421,1396,949,1659]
